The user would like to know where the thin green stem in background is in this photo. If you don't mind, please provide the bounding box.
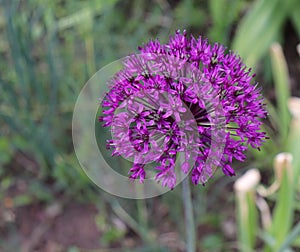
[278,221,300,252]
[110,199,152,244]
[182,178,196,252]
[270,43,291,145]
[264,163,294,252]
[236,191,258,252]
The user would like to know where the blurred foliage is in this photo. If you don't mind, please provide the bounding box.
[233,0,300,68]
[235,41,300,252]
[0,0,300,251]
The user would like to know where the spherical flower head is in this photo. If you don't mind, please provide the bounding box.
[99,30,268,189]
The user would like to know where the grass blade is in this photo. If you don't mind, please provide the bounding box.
[234,169,261,252]
[278,221,300,252]
[269,43,291,145]
[265,153,294,252]
[232,0,296,68]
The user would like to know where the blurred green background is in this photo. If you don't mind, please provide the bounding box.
[0,0,300,251]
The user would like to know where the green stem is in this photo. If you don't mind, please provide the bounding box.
[278,221,300,252]
[182,178,196,252]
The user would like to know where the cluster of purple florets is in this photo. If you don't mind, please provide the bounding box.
[99,30,267,189]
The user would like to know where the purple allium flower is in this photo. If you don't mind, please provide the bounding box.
[99,30,268,189]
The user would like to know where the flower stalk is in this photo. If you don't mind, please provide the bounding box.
[234,169,261,252]
[264,153,294,252]
[182,178,196,252]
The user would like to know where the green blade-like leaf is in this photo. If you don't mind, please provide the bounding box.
[269,43,291,145]
[278,221,300,252]
[265,156,294,252]
[232,0,296,68]
[236,191,258,252]
[290,0,300,39]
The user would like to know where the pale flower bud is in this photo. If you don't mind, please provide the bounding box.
[234,169,261,193]
[273,152,293,183]
[288,97,300,120]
